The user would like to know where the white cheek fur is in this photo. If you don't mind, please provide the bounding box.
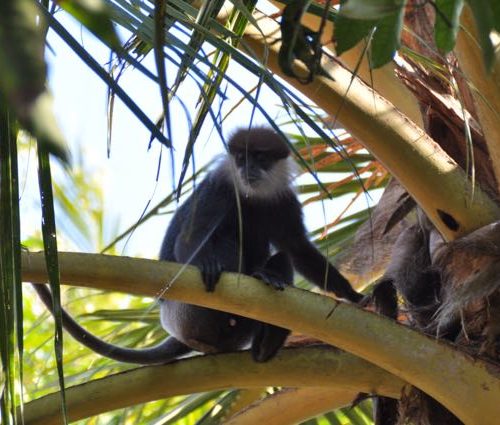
[218,157,296,199]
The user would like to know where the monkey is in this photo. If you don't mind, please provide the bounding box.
[34,127,362,364]
[364,218,445,425]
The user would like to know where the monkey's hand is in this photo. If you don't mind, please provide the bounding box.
[196,255,224,292]
[252,269,289,291]
[361,279,398,318]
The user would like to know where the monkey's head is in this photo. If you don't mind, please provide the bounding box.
[226,128,294,199]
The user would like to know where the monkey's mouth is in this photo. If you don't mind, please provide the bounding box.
[240,171,261,186]
[245,176,259,185]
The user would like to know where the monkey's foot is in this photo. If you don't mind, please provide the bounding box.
[197,257,224,292]
[252,270,289,291]
[251,323,290,362]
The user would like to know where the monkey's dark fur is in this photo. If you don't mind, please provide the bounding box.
[35,128,362,364]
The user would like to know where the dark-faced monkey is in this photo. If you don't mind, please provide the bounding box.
[34,127,362,364]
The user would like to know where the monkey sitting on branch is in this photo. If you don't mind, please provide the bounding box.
[34,127,363,364]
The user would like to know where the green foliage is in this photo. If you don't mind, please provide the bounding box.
[493,1,500,31]
[0,0,69,162]
[465,0,500,70]
[336,0,499,70]
[58,0,121,49]
[176,0,259,191]
[434,0,465,52]
[339,0,405,20]
[196,391,247,424]
[0,100,23,425]
[303,397,373,424]
[105,0,342,183]
[36,145,68,424]
[369,6,404,68]
[434,0,499,70]
[37,5,171,148]
[336,1,405,68]
[424,0,499,70]
[334,14,376,56]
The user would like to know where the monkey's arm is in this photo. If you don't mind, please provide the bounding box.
[288,237,363,302]
[165,178,235,291]
[252,251,294,290]
[273,196,363,303]
[32,283,192,364]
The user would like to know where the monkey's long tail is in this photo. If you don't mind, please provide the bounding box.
[32,283,192,364]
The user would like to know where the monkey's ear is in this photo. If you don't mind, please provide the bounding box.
[251,323,290,362]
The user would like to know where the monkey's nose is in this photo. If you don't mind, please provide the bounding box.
[241,169,260,185]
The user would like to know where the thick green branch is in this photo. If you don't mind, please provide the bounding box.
[455,6,500,190]
[22,347,402,425]
[244,11,500,240]
[22,251,500,425]
[269,0,425,129]
[225,387,357,425]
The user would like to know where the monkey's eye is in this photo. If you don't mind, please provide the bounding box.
[235,152,246,164]
[254,152,271,167]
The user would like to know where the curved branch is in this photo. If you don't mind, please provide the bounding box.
[269,0,425,129]
[244,11,500,240]
[22,346,402,425]
[22,251,500,425]
[455,5,500,187]
[225,387,358,425]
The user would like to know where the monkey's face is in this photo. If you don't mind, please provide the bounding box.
[228,150,294,199]
[233,151,274,186]
[225,128,294,199]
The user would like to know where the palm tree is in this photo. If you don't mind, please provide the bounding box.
[1,1,499,424]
